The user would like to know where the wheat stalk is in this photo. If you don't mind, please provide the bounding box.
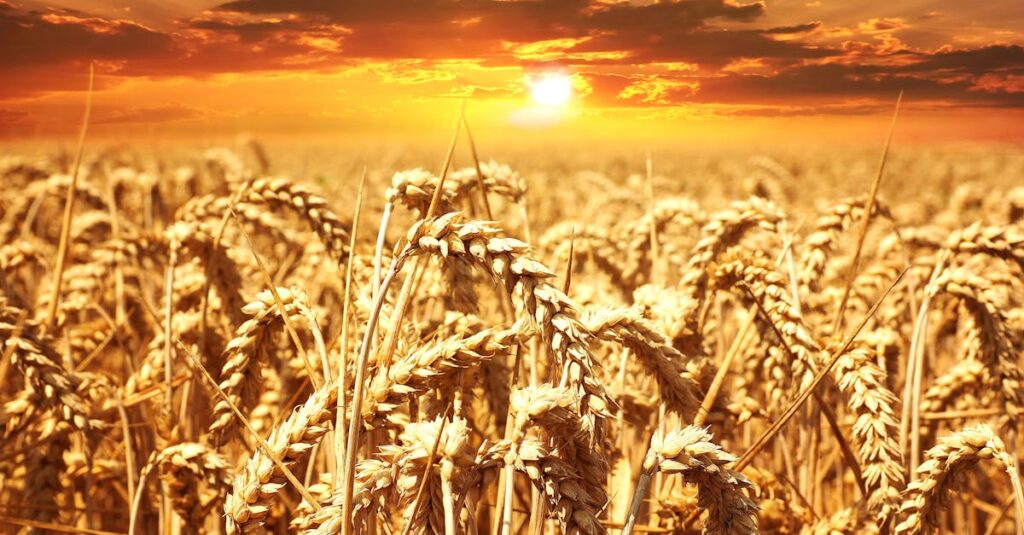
[832,346,905,524]
[404,212,614,418]
[0,299,99,434]
[224,382,337,534]
[208,287,314,445]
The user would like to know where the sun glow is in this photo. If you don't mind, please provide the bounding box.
[529,73,573,107]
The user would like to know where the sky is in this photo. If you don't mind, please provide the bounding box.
[2,0,1023,145]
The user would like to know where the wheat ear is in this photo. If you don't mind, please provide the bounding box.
[625,426,759,535]
[894,424,1024,535]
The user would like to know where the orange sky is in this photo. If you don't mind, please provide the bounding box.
[2,0,1023,145]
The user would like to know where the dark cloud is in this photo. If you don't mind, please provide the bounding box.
[633,56,1024,109]
[570,41,1024,112]
[586,0,766,32]
[212,0,813,66]
[185,17,313,41]
[0,7,175,71]
[898,45,1024,76]
[0,4,361,98]
[217,0,592,46]
[0,107,35,136]
[764,21,822,34]
[570,27,832,67]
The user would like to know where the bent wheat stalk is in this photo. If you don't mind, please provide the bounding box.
[623,426,758,535]
[894,425,1024,535]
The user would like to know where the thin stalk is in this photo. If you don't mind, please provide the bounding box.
[441,460,457,535]
[923,408,1005,421]
[400,412,451,535]
[115,399,137,511]
[563,228,575,294]
[230,209,326,387]
[176,338,320,508]
[462,112,494,221]
[909,313,928,479]
[103,164,125,327]
[1007,463,1024,535]
[984,496,1016,535]
[377,104,464,372]
[740,283,866,494]
[128,467,151,535]
[500,464,514,535]
[162,261,175,420]
[44,62,94,329]
[200,184,247,366]
[621,469,654,535]
[340,250,411,535]
[694,310,754,427]
[335,169,366,486]
[901,253,946,474]
[694,231,799,426]
[372,201,393,290]
[2,515,120,535]
[733,266,908,472]
[645,150,661,285]
[492,345,524,535]
[830,89,903,334]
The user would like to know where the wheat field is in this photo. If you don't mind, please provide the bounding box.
[1,139,1023,535]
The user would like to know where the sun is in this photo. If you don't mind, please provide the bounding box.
[529,73,573,107]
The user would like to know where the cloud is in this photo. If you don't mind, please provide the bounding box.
[902,45,1024,76]
[211,0,827,67]
[92,103,207,124]
[0,0,1020,118]
[569,41,1024,113]
[971,73,1024,94]
[619,78,699,105]
[0,4,361,98]
[857,17,908,34]
[0,7,175,71]
[0,5,176,98]
[691,54,1024,109]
